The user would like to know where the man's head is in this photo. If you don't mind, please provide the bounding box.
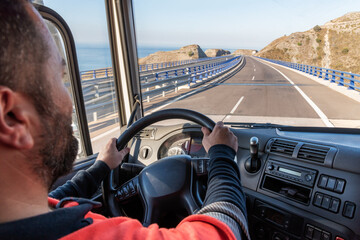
[0,0,78,189]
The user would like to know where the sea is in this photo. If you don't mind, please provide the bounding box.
[76,44,236,72]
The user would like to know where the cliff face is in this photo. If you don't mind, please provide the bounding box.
[233,49,257,56]
[138,44,207,65]
[205,49,231,57]
[256,12,360,73]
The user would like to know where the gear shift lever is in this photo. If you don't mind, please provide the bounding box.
[245,137,261,173]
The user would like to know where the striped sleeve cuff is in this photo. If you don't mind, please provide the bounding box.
[197,201,251,240]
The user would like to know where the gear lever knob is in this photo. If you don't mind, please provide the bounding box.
[245,136,261,173]
[250,137,259,158]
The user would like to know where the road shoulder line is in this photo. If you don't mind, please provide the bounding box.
[256,59,334,127]
[256,58,360,104]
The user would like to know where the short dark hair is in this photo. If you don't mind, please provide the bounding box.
[0,0,53,116]
[0,0,77,189]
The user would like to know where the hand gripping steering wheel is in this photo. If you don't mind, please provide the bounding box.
[102,108,215,226]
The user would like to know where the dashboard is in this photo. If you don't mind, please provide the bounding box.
[128,123,360,240]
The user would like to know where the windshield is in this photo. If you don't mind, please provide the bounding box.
[132,0,360,128]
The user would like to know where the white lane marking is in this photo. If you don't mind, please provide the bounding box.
[252,76,255,81]
[257,59,334,127]
[230,96,244,114]
[91,126,120,142]
[254,68,256,72]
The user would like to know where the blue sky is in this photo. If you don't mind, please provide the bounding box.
[45,0,360,50]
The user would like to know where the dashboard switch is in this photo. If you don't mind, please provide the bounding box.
[305,225,314,239]
[343,201,356,219]
[314,193,323,207]
[318,175,328,188]
[334,179,345,193]
[326,177,336,190]
[321,196,331,209]
[329,198,340,213]
[313,228,322,240]
[322,231,331,240]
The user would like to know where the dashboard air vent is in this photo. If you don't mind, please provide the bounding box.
[297,144,329,163]
[269,139,297,157]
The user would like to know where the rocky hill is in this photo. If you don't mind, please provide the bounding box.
[205,49,231,57]
[138,44,207,65]
[233,49,258,56]
[256,12,360,74]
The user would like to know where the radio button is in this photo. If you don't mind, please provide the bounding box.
[318,175,328,188]
[326,177,336,190]
[267,164,274,171]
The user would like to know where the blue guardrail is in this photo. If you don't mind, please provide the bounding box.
[258,57,360,93]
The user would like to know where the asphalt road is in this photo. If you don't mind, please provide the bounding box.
[88,56,360,152]
[145,57,360,128]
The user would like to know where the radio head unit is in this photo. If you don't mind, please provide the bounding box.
[265,160,317,187]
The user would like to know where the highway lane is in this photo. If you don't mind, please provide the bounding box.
[87,55,360,152]
[149,56,360,127]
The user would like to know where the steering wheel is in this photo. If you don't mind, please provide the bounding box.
[102,108,215,226]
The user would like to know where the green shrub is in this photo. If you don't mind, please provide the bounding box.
[297,42,302,46]
[316,38,322,43]
[342,48,349,54]
[188,51,194,57]
[313,25,322,32]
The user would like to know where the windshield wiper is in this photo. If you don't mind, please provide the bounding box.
[225,122,289,129]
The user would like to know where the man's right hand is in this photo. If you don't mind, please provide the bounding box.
[201,122,238,153]
[97,138,130,170]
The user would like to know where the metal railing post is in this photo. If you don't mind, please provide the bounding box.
[349,74,355,90]
[331,71,336,83]
[325,70,329,80]
[94,84,99,98]
[339,72,344,86]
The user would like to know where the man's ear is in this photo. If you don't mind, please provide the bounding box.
[0,87,34,149]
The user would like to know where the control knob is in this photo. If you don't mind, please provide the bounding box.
[305,174,312,182]
[267,164,274,171]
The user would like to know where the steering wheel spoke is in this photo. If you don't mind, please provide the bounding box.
[191,158,210,176]
[114,176,139,203]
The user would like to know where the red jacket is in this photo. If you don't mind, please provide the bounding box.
[48,198,236,240]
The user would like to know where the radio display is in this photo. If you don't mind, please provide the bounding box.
[278,167,301,177]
